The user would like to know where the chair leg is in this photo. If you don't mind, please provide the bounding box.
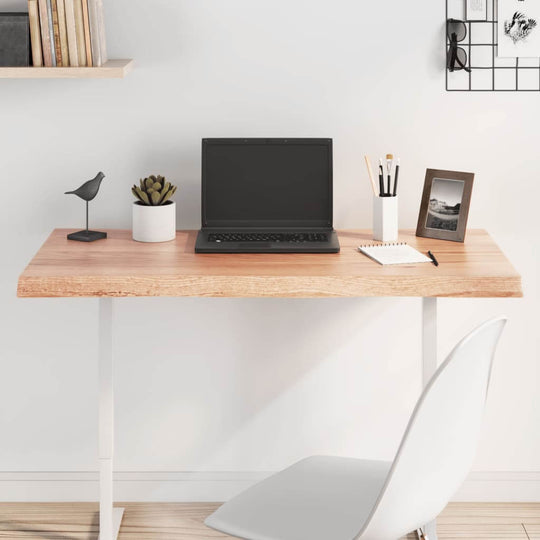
[422,519,438,540]
[422,297,438,387]
[419,299,439,540]
[416,517,438,539]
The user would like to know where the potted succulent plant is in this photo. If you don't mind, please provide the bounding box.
[132,175,178,242]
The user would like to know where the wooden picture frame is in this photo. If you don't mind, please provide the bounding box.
[416,169,474,243]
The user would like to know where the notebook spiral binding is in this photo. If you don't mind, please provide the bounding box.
[358,242,408,248]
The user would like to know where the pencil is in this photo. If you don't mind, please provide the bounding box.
[364,155,378,196]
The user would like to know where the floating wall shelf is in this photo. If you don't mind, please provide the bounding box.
[0,59,133,79]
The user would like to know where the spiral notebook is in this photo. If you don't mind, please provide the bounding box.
[358,242,432,265]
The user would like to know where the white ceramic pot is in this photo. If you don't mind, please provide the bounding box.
[132,201,176,243]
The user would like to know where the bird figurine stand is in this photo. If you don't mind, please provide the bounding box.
[65,172,108,242]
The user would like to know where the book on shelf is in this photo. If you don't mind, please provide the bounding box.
[37,0,53,66]
[73,0,87,66]
[51,0,63,66]
[87,0,100,65]
[57,0,70,66]
[24,0,110,68]
[81,0,93,66]
[28,0,43,67]
[96,0,108,65]
[46,0,57,66]
[87,0,107,66]
[63,0,79,66]
[45,0,56,67]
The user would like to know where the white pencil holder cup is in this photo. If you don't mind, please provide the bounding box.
[373,196,398,242]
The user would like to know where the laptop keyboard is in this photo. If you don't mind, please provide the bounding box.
[208,232,329,243]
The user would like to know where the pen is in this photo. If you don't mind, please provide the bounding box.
[393,158,400,197]
[378,159,385,197]
[428,251,439,267]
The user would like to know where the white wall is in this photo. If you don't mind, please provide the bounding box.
[0,0,538,502]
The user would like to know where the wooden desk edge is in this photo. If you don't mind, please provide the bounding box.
[17,275,523,299]
[16,229,524,299]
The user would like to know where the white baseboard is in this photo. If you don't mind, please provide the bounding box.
[0,470,539,503]
[454,471,540,501]
[0,471,267,503]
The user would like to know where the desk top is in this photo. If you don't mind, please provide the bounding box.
[17,229,522,299]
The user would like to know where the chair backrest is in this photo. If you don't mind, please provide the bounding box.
[358,317,507,540]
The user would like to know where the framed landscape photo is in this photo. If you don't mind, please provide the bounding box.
[416,169,474,242]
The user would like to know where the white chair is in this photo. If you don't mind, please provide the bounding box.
[205,317,507,540]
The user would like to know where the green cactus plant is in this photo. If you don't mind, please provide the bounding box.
[132,175,178,206]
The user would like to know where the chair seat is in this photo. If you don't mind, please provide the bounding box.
[205,456,392,540]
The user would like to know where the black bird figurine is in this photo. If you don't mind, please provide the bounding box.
[65,172,107,242]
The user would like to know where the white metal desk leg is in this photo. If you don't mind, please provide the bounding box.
[421,297,438,540]
[98,298,124,540]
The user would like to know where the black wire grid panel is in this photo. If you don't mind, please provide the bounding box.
[446,0,540,91]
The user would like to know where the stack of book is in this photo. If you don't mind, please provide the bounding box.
[28,0,107,68]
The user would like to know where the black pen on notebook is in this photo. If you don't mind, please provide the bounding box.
[428,251,439,267]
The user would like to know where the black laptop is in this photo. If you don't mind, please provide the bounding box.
[195,138,340,253]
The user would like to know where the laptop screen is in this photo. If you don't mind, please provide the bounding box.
[202,139,333,228]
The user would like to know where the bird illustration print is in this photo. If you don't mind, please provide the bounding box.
[504,11,537,43]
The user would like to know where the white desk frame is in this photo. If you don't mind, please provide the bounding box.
[98,299,124,540]
[97,296,440,540]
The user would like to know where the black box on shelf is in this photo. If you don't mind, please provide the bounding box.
[0,13,30,67]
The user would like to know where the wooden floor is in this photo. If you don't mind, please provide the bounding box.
[0,502,539,539]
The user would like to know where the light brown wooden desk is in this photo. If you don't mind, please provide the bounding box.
[19,229,521,299]
[17,229,522,540]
